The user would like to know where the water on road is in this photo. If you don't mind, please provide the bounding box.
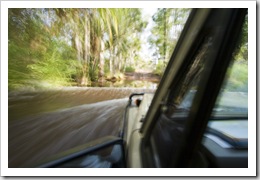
[8,87,155,167]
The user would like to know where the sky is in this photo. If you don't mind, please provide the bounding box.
[140,8,158,62]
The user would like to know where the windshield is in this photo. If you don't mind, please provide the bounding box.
[179,59,248,118]
[182,18,248,148]
[146,9,249,168]
[177,61,248,119]
[209,12,248,118]
[212,62,248,117]
[174,13,248,119]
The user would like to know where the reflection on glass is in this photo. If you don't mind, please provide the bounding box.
[56,144,124,168]
[150,36,213,168]
[167,36,213,115]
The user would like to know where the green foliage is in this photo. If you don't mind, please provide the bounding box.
[88,60,99,81]
[234,14,248,62]
[8,8,248,91]
[104,58,110,74]
[224,62,248,92]
[114,72,125,80]
[153,60,166,76]
[224,14,248,92]
[103,8,147,77]
[149,8,190,63]
[7,8,153,90]
[8,8,50,90]
[54,8,147,83]
[8,41,32,90]
[8,8,82,90]
[28,49,78,87]
[125,66,135,73]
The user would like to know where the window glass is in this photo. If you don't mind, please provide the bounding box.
[168,37,213,115]
[150,36,213,168]
[149,12,248,167]
[206,14,248,149]
[54,144,124,168]
[212,14,248,117]
[211,61,248,116]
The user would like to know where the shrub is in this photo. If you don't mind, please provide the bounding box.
[114,72,125,80]
[224,62,248,92]
[27,50,78,87]
[153,61,166,76]
[125,66,135,73]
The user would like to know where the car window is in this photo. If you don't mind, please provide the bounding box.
[168,38,248,119]
[149,35,214,168]
[211,62,248,117]
[167,36,213,116]
[144,9,247,168]
[167,14,248,118]
[204,14,248,149]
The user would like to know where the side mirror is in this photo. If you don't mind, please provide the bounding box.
[32,136,125,168]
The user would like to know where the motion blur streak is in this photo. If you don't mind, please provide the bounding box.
[8,88,155,167]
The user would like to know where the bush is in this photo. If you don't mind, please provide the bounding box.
[114,72,125,80]
[27,50,78,87]
[224,62,248,92]
[153,61,166,76]
[125,66,135,73]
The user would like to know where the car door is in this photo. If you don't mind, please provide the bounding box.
[136,8,247,168]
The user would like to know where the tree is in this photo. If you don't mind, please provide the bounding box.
[8,8,50,89]
[234,13,248,62]
[107,8,147,76]
[54,8,89,85]
[149,8,190,73]
[8,8,148,90]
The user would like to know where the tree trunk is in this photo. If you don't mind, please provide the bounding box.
[118,53,122,73]
[75,33,82,62]
[80,14,90,85]
[109,47,115,77]
[84,15,90,65]
[99,40,105,81]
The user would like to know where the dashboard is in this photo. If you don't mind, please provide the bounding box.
[201,120,248,168]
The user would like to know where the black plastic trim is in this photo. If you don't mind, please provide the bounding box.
[32,136,124,168]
